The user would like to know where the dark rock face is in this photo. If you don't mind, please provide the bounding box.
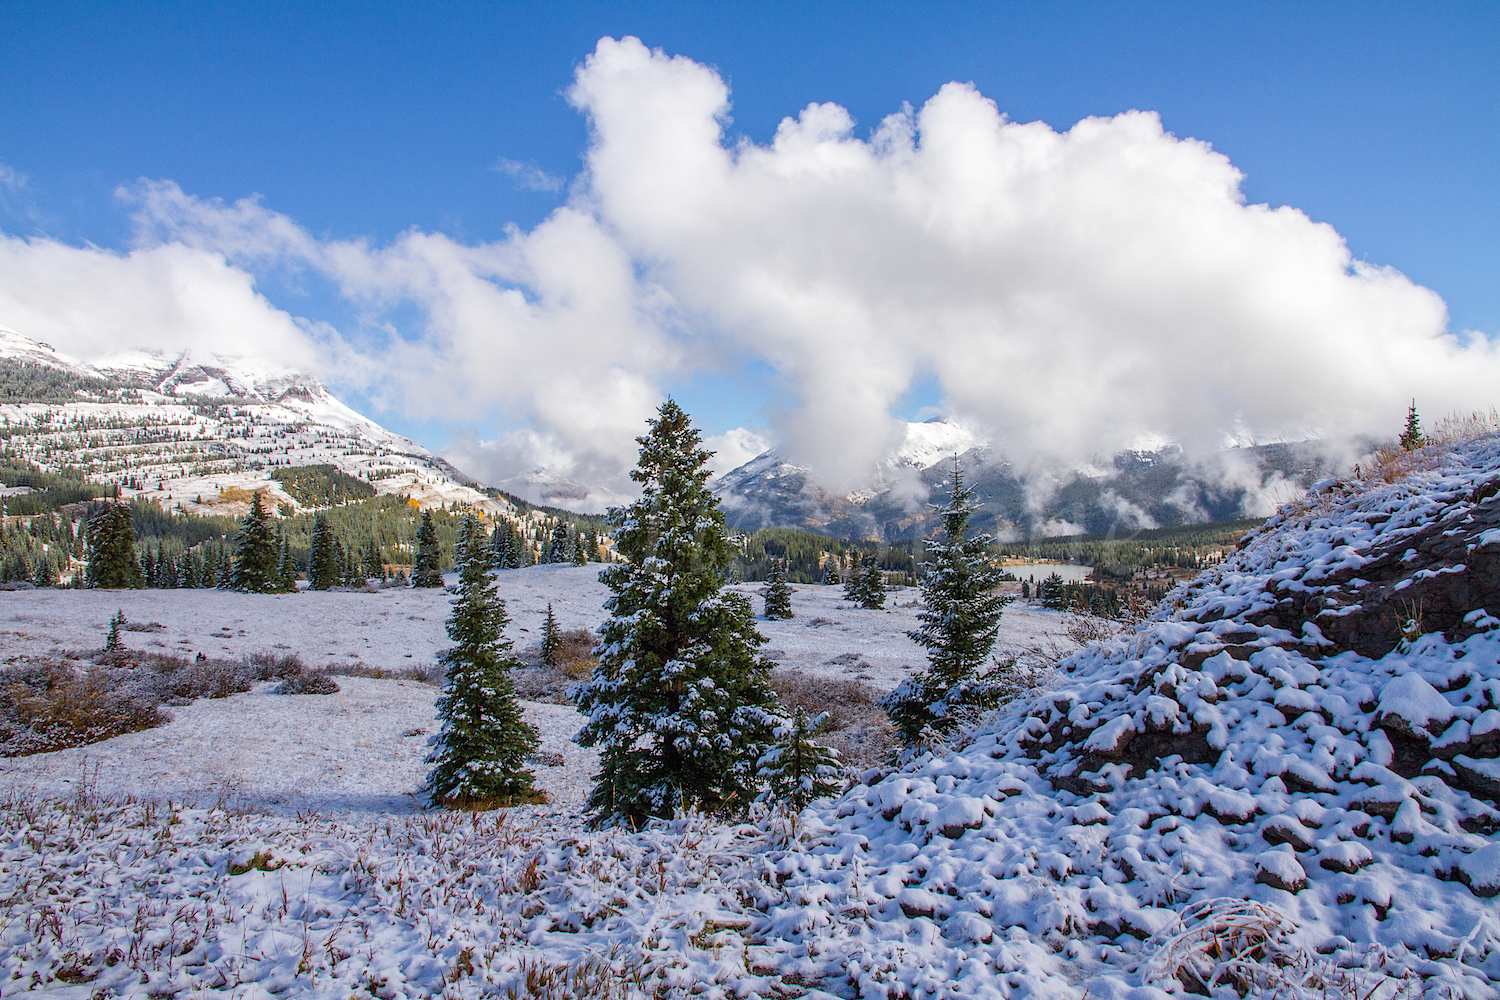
[1247,476,1500,658]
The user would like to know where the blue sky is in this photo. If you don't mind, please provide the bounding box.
[1,3,1497,501]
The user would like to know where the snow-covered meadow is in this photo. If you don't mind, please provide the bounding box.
[7,427,1500,1000]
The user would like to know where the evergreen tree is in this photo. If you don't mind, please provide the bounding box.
[425,514,538,806]
[1401,399,1425,451]
[31,557,53,589]
[307,515,339,590]
[574,399,780,825]
[155,549,176,589]
[540,602,562,666]
[822,557,842,587]
[881,460,1013,744]
[231,493,279,593]
[546,521,572,564]
[215,550,233,589]
[104,609,126,654]
[756,709,844,811]
[842,552,861,601]
[181,551,199,589]
[411,510,443,587]
[140,547,155,588]
[571,531,588,566]
[1037,572,1066,609]
[857,555,886,609]
[490,521,516,569]
[762,558,793,619]
[363,540,384,580]
[586,526,600,562]
[276,532,298,593]
[85,503,143,589]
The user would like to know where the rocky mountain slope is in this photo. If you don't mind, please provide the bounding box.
[0,326,508,518]
[757,431,1500,996]
[714,419,1367,542]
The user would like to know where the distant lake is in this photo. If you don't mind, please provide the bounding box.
[1003,563,1095,583]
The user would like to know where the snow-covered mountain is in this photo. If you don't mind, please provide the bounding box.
[713,417,1368,541]
[0,326,510,518]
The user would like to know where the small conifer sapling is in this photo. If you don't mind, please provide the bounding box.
[757,708,844,812]
[411,510,444,587]
[1401,399,1425,452]
[540,602,561,667]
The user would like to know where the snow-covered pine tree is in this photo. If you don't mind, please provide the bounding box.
[1401,399,1425,451]
[756,708,844,811]
[307,515,338,590]
[140,547,155,587]
[881,459,1012,744]
[763,558,793,619]
[363,540,384,581]
[574,398,780,825]
[546,521,572,564]
[181,551,199,589]
[822,556,842,587]
[104,609,126,654]
[857,555,886,609]
[540,602,561,667]
[490,521,516,569]
[425,514,539,806]
[412,510,443,587]
[230,492,280,593]
[842,552,861,601]
[86,502,142,589]
[276,531,297,593]
[571,531,588,566]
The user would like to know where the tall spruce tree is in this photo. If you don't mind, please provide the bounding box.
[856,555,886,609]
[822,557,842,587]
[546,521,572,564]
[571,531,588,566]
[411,510,444,587]
[230,493,280,593]
[307,515,339,590]
[763,558,793,619]
[85,502,143,589]
[490,521,516,569]
[276,531,298,593]
[574,399,780,825]
[425,514,538,806]
[842,552,862,601]
[881,460,1012,744]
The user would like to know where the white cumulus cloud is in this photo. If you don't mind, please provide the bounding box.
[0,36,1495,513]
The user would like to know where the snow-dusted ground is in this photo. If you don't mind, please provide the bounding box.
[0,565,1077,821]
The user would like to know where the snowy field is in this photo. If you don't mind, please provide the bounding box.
[0,564,1072,689]
[0,565,1077,819]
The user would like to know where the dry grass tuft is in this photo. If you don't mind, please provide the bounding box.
[515,628,597,704]
[768,670,897,773]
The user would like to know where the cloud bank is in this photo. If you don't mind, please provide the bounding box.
[0,37,1496,510]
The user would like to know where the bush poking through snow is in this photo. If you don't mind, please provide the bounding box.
[425,514,540,808]
[273,672,340,695]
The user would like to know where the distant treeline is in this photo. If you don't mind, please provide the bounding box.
[995,518,1265,577]
[271,464,377,508]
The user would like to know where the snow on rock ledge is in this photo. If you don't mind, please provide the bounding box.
[758,434,1500,999]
